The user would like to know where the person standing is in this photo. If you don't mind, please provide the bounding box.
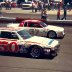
[38,1,41,12]
[35,2,38,12]
[41,9,48,21]
[61,5,67,20]
[8,1,11,10]
[0,3,2,10]
[32,1,35,12]
[0,3,2,14]
[57,6,60,20]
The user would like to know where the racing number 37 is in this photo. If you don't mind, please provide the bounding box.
[0,41,19,53]
[29,29,39,35]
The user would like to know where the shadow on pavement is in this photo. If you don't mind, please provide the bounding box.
[0,52,56,60]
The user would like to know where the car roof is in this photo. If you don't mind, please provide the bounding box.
[0,27,23,32]
[24,20,41,22]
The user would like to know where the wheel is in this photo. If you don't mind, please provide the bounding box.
[30,46,42,58]
[47,31,57,38]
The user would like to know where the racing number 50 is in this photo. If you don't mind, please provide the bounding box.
[9,42,19,52]
[0,41,8,52]
[0,41,18,53]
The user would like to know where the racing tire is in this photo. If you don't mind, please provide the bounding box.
[47,31,57,39]
[29,46,42,58]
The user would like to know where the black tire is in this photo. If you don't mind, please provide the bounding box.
[47,31,57,38]
[29,46,42,58]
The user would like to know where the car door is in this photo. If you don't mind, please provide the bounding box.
[27,22,36,36]
[24,22,39,36]
[31,22,44,36]
[23,21,46,36]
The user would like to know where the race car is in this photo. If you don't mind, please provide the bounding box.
[7,20,65,39]
[0,27,60,58]
[21,1,32,9]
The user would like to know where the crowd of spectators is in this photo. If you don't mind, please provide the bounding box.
[0,0,72,20]
[0,0,72,11]
[31,0,68,14]
[0,0,17,10]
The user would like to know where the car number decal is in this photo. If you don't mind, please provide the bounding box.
[0,41,8,52]
[29,29,34,35]
[0,41,19,53]
[35,29,39,34]
[9,42,19,53]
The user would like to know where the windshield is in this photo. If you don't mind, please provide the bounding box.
[17,30,32,39]
[40,22,47,27]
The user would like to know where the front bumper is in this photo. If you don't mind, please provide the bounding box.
[57,31,65,38]
[43,45,60,56]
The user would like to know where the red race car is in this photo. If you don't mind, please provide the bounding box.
[8,19,65,39]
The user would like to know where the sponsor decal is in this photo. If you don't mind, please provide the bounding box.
[19,45,28,53]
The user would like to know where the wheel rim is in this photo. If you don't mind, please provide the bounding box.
[30,47,41,58]
[48,31,56,38]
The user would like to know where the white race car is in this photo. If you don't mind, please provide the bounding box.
[21,1,32,9]
[7,20,65,39]
[0,27,60,58]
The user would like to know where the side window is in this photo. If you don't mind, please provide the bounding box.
[1,31,11,39]
[1,31,19,39]
[24,22,27,27]
[28,22,41,28]
[10,32,19,39]
[34,23,42,28]
[28,22,35,27]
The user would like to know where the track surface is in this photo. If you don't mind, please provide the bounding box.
[0,14,72,72]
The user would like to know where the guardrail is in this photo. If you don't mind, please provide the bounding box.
[0,17,72,26]
[0,16,16,23]
[46,20,72,26]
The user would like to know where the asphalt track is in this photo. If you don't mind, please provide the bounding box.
[0,14,72,72]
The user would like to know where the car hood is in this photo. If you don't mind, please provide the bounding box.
[25,36,59,48]
[7,23,19,27]
[46,25,64,32]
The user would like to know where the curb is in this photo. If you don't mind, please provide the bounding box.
[46,20,72,26]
